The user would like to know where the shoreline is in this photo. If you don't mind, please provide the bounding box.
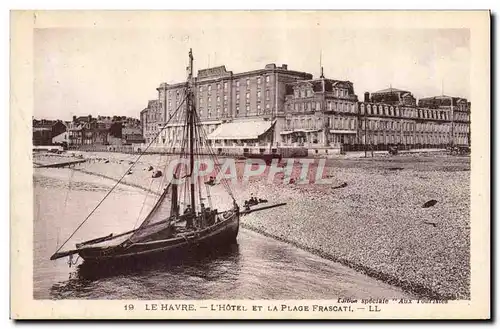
[33,151,470,300]
[38,163,450,300]
[240,223,448,300]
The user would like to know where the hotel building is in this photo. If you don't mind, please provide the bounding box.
[140,64,470,151]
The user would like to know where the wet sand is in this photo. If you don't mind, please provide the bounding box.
[33,151,470,299]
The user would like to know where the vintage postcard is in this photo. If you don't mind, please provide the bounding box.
[10,10,490,319]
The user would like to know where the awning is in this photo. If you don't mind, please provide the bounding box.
[329,129,357,134]
[207,119,275,140]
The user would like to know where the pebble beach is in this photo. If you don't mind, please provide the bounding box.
[33,150,470,300]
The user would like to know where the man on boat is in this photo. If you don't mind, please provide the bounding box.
[199,203,206,228]
[184,205,194,229]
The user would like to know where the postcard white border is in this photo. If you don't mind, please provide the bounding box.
[10,10,490,320]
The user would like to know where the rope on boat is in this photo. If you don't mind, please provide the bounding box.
[52,96,188,258]
[67,254,80,267]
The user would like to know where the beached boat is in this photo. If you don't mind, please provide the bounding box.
[50,49,285,265]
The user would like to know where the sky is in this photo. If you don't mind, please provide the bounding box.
[34,22,470,121]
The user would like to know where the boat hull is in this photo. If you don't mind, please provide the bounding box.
[77,212,239,264]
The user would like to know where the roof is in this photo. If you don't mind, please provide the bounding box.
[285,78,353,95]
[372,87,409,94]
[419,95,465,101]
[207,120,275,140]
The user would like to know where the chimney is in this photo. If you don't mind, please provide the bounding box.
[364,92,370,103]
[281,64,288,70]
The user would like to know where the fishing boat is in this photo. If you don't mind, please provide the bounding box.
[50,49,286,265]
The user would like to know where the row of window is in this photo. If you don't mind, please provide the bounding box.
[286,101,357,113]
[362,134,452,145]
[285,117,358,131]
[194,75,272,93]
[327,101,356,113]
[293,87,349,99]
[363,120,451,132]
[196,90,272,105]
[360,103,464,121]
[454,113,470,121]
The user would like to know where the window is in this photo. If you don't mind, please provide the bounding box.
[236,81,240,87]
[223,95,227,101]
[208,85,212,91]
[199,86,203,93]
[266,104,270,111]
[208,97,211,103]
[246,105,250,114]
[266,90,270,100]
[246,79,250,86]
[246,92,250,100]
[199,109,203,117]
[236,106,240,115]
[236,93,240,100]
[217,83,221,90]
[224,82,228,90]
[257,105,261,114]
[257,91,261,98]
[199,98,203,104]
[266,76,270,83]
[306,90,312,97]
[208,109,212,118]
[294,90,299,98]
[257,77,261,84]
[216,108,220,117]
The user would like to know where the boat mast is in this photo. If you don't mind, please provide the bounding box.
[187,48,196,213]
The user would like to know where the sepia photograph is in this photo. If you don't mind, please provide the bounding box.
[10,9,490,319]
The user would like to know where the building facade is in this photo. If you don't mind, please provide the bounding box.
[152,64,312,147]
[32,119,67,146]
[141,63,470,151]
[141,99,165,144]
[281,75,359,147]
[418,95,470,146]
[67,115,142,148]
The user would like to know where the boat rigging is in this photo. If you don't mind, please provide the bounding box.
[50,49,286,265]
